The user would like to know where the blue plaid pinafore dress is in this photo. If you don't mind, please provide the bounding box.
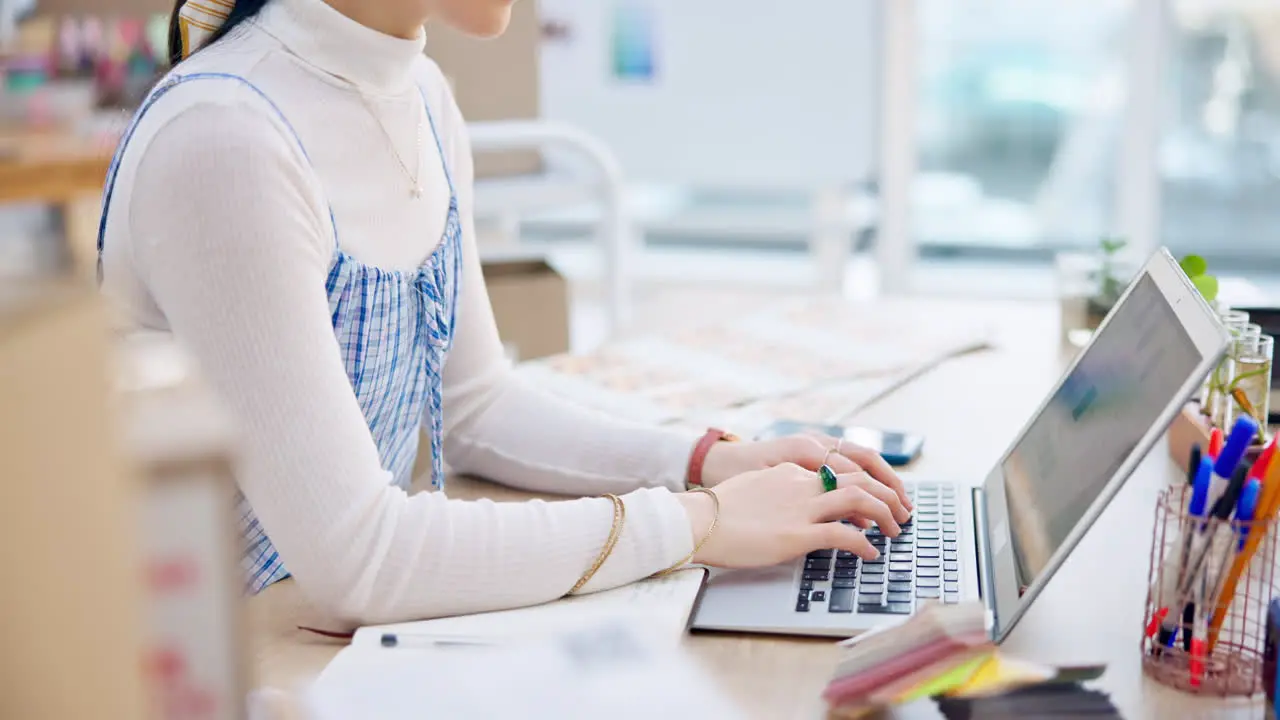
[98,72,462,592]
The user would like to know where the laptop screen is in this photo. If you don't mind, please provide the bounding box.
[1001,273,1203,588]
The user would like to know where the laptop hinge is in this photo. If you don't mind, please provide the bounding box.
[971,486,998,636]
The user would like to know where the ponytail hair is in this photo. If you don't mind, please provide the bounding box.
[168,0,271,66]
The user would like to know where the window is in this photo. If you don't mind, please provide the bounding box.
[914,0,1131,252]
[1163,2,1280,261]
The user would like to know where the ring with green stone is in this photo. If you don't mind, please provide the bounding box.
[818,464,838,493]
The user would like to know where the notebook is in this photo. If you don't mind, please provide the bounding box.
[330,567,707,657]
[306,571,721,719]
[306,622,744,720]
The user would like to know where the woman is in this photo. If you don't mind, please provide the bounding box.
[99,0,912,625]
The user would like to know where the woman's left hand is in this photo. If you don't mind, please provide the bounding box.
[700,433,913,514]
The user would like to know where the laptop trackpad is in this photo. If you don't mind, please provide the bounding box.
[695,565,797,629]
[705,565,795,586]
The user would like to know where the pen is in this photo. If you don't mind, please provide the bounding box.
[1207,449,1280,652]
[1185,455,1214,546]
[1210,465,1253,527]
[1204,478,1261,627]
[1190,577,1207,688]
[1172,463,1246,653]
[1208,427,1225,460]
[1145,606,1170,642]
[1247,436,1278,482]
[1155,456,1213,650]
[379,632,492,649]
[1158,428,1260,655]
[1189,457,1213,521]
[1186,444,1202,484]
[1191,471,1246,678]
[1183,464,1247,649]
[1209,417,1259,508]
[1176,465,1250,627]
[1190,477,1262,672]
[1181,603,1195,652]
[1235,478,1261,551]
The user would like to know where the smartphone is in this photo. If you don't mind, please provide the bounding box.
[758,420,925,467]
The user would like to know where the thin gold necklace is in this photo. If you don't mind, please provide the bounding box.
[277,45,428,200]
[354,90,426,199]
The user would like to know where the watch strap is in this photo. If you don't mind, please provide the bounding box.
[686,427,739,487]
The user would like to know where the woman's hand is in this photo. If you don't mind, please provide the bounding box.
[700,432,913,516]
[675,463,901,569]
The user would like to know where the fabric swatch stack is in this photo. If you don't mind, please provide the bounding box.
[823,602,1118,718]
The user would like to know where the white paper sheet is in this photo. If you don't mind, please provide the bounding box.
[305,623,743,720]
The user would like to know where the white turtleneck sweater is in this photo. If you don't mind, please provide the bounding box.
[100,0,701,625]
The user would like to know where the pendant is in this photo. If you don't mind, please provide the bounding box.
[411,185,424,199]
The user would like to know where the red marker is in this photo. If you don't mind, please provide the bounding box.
[1208,427,1225,460]
[1144,606,1169,640]
[1246,436,1277,481]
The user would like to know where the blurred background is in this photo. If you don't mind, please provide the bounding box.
[2,0,1279,350]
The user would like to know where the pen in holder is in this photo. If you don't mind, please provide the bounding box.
[1141,485,1279,696]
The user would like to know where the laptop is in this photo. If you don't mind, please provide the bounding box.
[692,248,1232,641]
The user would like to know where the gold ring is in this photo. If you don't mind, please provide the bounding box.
[833,437,844,457]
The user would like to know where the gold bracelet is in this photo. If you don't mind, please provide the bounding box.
[566,493,626,596]
[654,487,720,577]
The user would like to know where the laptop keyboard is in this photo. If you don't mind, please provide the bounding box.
[796,482,962,614]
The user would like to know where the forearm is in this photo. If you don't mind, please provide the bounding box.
[444,375,701,496]
[309,485,691,625]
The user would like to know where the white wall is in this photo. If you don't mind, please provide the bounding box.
[538,0,882,190]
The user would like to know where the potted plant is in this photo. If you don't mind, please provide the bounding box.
[1086,239,1219,325]
[1085,236,1130,329]
[1182,254,1235,423]
[1181,256,1271,444]
[1178,254,1219,307]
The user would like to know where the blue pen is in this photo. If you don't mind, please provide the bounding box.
[1177,463,1251,648]
[1181,457,1214,574]
[1184,457,1214,560]
[1157,456,1215,650]
[1190,458,1213,519]
[1210,416,1260,507]
[1235,479,1262,551]
[1200,477,1264,649]
[1177,467,1255,652]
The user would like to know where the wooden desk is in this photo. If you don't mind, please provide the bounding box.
[0,129,114,276]
[249,297,1262,719]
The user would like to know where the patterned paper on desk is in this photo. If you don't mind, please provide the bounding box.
[518,298,993,433]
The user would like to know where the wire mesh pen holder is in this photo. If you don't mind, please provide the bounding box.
[1141,486,1279,696]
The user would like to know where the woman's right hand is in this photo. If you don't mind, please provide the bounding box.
[676,462,908,569]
